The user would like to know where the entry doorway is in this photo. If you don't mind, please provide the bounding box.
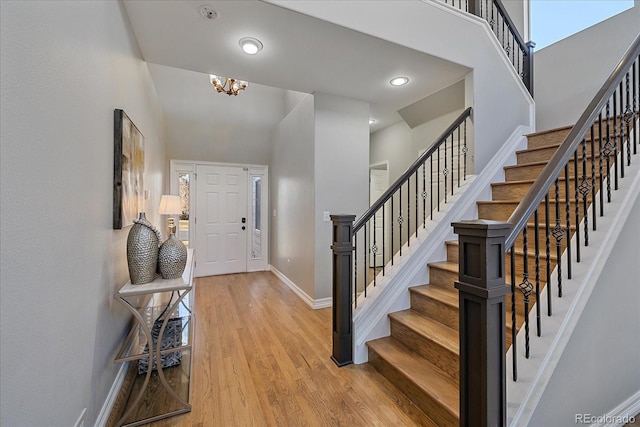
[170,160,268,278]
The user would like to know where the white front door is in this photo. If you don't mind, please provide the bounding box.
[370,167,389,267]
[195,164,248,276]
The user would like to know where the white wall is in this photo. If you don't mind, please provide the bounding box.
[269,95,316,298]
[313,93,370,299]
[370,109,466,185]
[0,2,166,425]
[528,195,640,426]
[370,121,414,184]
[534,1,640,130]
[269,0,533,174]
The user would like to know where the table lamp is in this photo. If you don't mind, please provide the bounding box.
[158,194,182,237]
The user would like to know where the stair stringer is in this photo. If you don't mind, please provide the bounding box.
[507,146,640,426]
[353,125,532,364]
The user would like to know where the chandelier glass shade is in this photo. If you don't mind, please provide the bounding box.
[210,74,248,96]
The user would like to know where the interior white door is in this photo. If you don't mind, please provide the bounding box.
[195,164,248,276]
[369,167,389,267]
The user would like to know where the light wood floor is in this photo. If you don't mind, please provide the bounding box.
[149,271,432,427]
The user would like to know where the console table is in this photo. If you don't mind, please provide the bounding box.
[114,249,195,427]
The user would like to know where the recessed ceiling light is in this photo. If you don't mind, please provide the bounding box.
[239,37,263,55]
[389,76,409,87]
[369,118,377,125]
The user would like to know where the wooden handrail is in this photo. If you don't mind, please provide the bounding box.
[505,33,640,249]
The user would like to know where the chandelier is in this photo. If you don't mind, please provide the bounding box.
[209,74,248,96]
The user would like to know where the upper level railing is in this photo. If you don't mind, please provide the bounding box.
[454,34,639,423]
[441,0,535,94]
[330,107,472,365]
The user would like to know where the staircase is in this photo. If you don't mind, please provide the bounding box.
[365,124,605,426]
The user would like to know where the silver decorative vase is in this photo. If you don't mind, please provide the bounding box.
[127,212,159,284]
[158,233,187,279]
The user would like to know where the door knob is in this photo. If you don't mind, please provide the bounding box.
[242,226,246,230]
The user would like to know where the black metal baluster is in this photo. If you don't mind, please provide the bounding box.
[599,112,605,216]
[545,195,552,316]
[457,126,461,188]
[444,138,448,204]
[451,133,455,195]
[382,203,385,277]
[579,138,590,247]
[625,72,632,166]
[364,222,368,294]
[565,164,572,280]
[438,145,441,211]
[422,163,426,228]
[407,179,410,248]
[574,151,580,262]
[431,156,434,215]
[510,246,517,381]
[591,124,597,232]
[490,1,495,32]
[618,82,625,177]
[415,172,418,237]
[632,59,640,154]
[463,119,468,180]
[613,92,620,189]
[552,180,565,298]
[520,227,533,359]
[372,215,377,287]
[391,196,394,266]
[605,102,613,203]
[534,209,541,337]
[399,185,403,256]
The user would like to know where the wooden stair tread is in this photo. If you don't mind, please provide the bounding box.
[504,159,554,169]
[427,260,458,273]
[516,142,565,154]
[516,138,610,155]
[492,175,602,187]
[390,310,459,355]
[477,198,570,204]
[525,125,573,137]
[367,337,459,417]
[410,284,458,307]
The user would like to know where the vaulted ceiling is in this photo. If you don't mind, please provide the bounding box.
[123,0,469,139]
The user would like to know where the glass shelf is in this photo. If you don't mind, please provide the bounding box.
[116,300,193,363]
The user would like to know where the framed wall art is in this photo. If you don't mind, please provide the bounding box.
[113,109,145,229]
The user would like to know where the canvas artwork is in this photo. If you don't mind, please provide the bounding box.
[114,109,145,229]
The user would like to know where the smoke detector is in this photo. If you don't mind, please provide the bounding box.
[200,6,218,20]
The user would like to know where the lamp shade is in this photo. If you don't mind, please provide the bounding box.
[158,195,182,215]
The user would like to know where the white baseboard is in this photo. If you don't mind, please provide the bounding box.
[94,360,130,427]
[269,266,332,309]
[590,390,640,427]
